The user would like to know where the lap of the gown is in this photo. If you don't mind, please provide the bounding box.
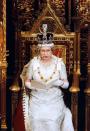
[31,119,61,131]
[61,108,74,131]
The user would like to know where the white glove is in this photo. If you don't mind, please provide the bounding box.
[25,81,35,90]
[53,79,64,87]
[52,79,69,89]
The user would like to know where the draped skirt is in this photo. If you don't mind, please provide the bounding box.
[22,90,74,131]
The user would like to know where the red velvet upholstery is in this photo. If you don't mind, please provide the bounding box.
[13,98,25,131]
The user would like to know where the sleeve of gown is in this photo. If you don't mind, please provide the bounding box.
[59,60,67,80]
[25,58,40,90]
[59,60,69,89]
[26,59,33,80]
[25,59,34,89]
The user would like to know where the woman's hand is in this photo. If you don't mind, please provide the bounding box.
[25,80,36,90]
[52,79,69,89]
[53,79,64,87]
[25,80,31,89]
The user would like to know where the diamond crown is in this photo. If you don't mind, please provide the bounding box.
[37,24,53,45]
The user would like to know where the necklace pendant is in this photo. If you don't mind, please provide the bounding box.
[41,76,44,80]
[50,76,52,79]
[45,79,48,82]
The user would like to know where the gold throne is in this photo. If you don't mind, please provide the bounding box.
[10,1,79,131]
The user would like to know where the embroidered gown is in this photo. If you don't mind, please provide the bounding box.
[22,55,74,131]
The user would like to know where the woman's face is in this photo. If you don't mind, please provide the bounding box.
[40,46,52,61]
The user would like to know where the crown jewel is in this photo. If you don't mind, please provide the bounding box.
[37,24,54,47]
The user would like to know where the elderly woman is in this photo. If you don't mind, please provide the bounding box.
[14,25,74,131]
[22,25,74,131]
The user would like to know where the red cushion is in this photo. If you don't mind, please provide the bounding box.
[13,98,25,131]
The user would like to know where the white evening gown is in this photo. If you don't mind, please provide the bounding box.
[22,55,74,131]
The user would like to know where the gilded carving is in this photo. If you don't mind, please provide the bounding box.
[50,0,65,23]
[0,0,7,129]
[0,22,3,64]
[2,69,6,80]
[79,0,90,22]
[14,0,46,31]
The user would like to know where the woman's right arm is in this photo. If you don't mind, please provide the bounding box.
[25,60,34,90]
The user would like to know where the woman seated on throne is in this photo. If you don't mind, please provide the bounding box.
[14,24,74,131]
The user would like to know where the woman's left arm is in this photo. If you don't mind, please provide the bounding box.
[59,60,69,89]
[52,59,69,89]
